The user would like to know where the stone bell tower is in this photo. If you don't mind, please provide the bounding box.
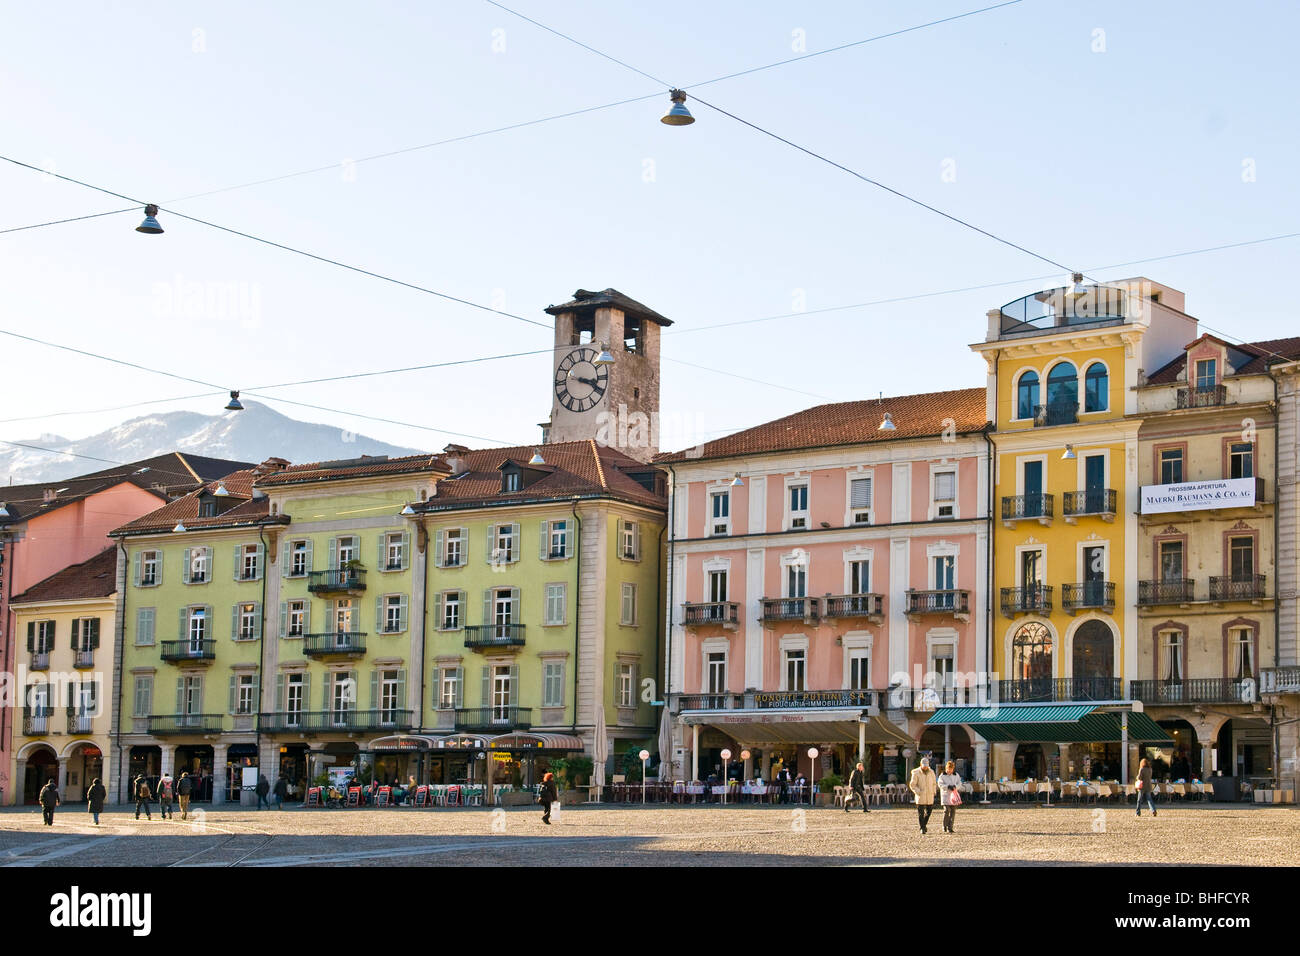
[542,288,670,461]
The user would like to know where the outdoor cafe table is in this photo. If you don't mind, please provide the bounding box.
[685,783,705,803]
[742,784,769,803]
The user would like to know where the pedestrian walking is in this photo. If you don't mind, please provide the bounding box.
[908,757,938,835]
[157,772,175,820]
[132,774,153,821]
[256,774,271,810]
[86,777,106,826]
[776,765,791,804]
[273,775,289,810]
[844,762,870,813]
[937,760,963,834]
[1135,757,1157,817]
[38,778,60,826]
[538,771,559,824]
[177,771,193,820]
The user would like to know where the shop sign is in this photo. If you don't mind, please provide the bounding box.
[754,690,872,709]
[1140,477,1256,514]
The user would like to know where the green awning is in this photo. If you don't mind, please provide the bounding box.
[925,705,1173,744]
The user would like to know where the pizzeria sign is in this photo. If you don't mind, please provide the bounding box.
[1140,477,1256,515]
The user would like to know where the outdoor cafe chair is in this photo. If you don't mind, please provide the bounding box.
[445,785,461,807]
[306,786,323,807]
[346,786,362,808]
[376,786,392,807]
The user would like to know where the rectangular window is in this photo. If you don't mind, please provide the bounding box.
[439,668,460,710]
[785,649,806,692]
[548,520,568,559]
[788,483,809,529]
[1019,549,1042,586]
[707,652,727,694]
[620,520,639,560]
[848,651,870,691]
[1159,448,1184,484]
[545,583,566,626]
[543,661,565,708]
[931,644,956,689]
[236,674,256,715]
[1229,442,1254,479]
[385,532,405,571]
[620,583,637,625]
[384,595,404,633]
[442,591,462,630]
[504,472,521,492]
[1162,632,1184,683]
[332,673,353,718]
[850,477,872,524]
[182,675,202,716]
[187,547,209,584]
[337,536,357,566]
[335,599,354,637]
[934,471,956,518]
[491,665,512,720]
[1229,536,1255,580]
[786,564,807,598]
[380,670,400,722]
[494,525,516,563]
[618,663,635,708]
[708,570,728,603]
[140,550,160,586]
[710,491,730,536]
[444,528,463,567]
[241,544,260,581]
[934,556,955,600]
[133,676,153,717]
[34,620,54,653]
[1158,541,1184,582]
[1230,628,1254,680]
[291,541,309,577]
[286,674,304,724]
[1195,358,1217,391]
[848,559,870,594]
[136,608,156,646]
[287,600,306,637]
[188,608,207,648]
[237,603,257,641]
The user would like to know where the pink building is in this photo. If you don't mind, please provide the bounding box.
[0,452,248,802]
[660,389,992,788]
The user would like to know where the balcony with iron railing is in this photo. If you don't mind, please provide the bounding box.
[1032,402,1078,427]
[1001,493,1053,526]
[307,568,367,594]
[1137,579,1195,606]
[759,597,819,622]
[996,677,1124,703]
[1176,384,1228,409]
[682,602,739,627]
[463,624,526,649]
[1063,488,1117,522]
[160,640,216,663]
[1062,581,1116,613]
[73,650,96,669]
[1000,585,1053,617]
[22,706,53,736]
[454,707,532,732]
[1209,575,1267,602]
[66,708,95,734]
[148,713,224,735]
[29,651,49,671]
[1128,678,1252,705]
[905,589,971,618]
[259,709,414,733]
[676,693,745,711]
[822,594,884,622]
[303,631,367,657]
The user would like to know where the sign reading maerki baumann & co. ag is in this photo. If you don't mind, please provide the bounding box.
[1140,477,1256,515]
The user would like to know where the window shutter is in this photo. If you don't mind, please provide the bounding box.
[133,551,142,586]
[460,527,469,565]
[255,543,265,580]
[302,672,311,712]
[434,592,444,629]
[376,534,385,571]
[434,530,444,568]
[455,667,465,708]
[509,587,520,621]
[26,621,34,652]
[633,663,640,708]
[138,608,154,646]
[175,677,184,714]
[510,523,520,562]
[369,670,380,710]
[275,674,285,712]
[614,660,621,704]
[183,548,193,583]
[302,602,311,634]
[398,594,408,632]
[89,618,100,650]
[633,522,642,560]
[328,537,338,570]
[281,540,291,578]
[483,589,492,627]
[540,520,549,560]
[231,604,240,641]
[178,607,189,641]
[304,539,314,574]
[851,477,872,509]
[253,603,262,640]
[509,663,518,702]
[401,532,410,571]
[280,602,288,639]
[47,621,54,652]
[71,621,81,652]
[396,669,407,709]
[375,597,385,633]
[205,605,214,636]
[155,551,162,586]
[228,674,238,714]
[233,545,242,581]
[481,666,490,706]
[251,674,260,711]
[347,670,358,711]
[486,526,495,564]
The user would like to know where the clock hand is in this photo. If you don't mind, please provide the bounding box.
[571,375,599,388]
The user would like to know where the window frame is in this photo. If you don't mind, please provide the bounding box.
[785,478,810,531]
[544,583,567,626]
[708,488,731,537]
[620,583,638,626]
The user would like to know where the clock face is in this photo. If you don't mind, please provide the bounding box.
[554,346,609,412]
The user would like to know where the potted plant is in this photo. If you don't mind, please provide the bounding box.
[816,773,843,806]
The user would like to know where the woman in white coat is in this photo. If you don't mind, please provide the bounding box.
[936,760,963,833]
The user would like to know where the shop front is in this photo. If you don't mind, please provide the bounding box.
[226,743,258,803]
[174,745,216,802]
[64,742,104,803]
[485,733,586,789]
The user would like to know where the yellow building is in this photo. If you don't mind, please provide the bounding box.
[969,277,1193,781]
[7,548,116,805]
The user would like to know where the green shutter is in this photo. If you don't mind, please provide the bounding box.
[228,674,238,713]
[281,539,291,578]
[396,669,407,709]
[375,597,385,633]
[485,526,495,564]
[26,621,34,652]
[509,663,518,705]
[47,621,54,651]
[256,543,265,580]
[483,589,492,627]
[89,618,100,650]
[175,677,184,714]
[460,527,469,564]
[71,621,80,652]
[510,523,520,562]
[509,587,520,624]
[183,548,192,583]
[376,533,385,571]
[434,592,444,630]
[434,530,444,568]
[133,551,142,586]
[279,602,288,639]
[400,532,410,570]
[481,666,490,707]
[347,670,358,711]
[251,674,260,711]
[304,539,314,574]
[233,544,243,581]
[275,674,285,712]
[231,604,240,641]
[540,520,549,560]
[369,670,379,710]
[398,594,408,632]
[253,603,262,640]
[301,672,311,712]
[155,549,163,586]
[328,537,338,570]
[302,602,311,634]
[455,667,465,708]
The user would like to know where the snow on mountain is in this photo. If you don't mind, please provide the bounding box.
[0,403,425,484]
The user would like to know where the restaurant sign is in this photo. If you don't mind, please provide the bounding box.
[754,690,873,709]
[1140,477,1256,514]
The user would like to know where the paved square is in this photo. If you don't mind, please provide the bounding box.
[0,803,1295,866]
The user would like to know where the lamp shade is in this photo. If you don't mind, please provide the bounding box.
[225,390,244,412]
[660,89,695,126]
[135,204,164,234]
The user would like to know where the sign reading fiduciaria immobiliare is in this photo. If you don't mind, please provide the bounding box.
[1140,476,1257,514]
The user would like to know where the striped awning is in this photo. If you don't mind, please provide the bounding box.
[488,732,585,752]
[681,710,915,747]
[925,705,1172,744]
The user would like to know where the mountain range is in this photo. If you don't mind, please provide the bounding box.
[1,402,425,485]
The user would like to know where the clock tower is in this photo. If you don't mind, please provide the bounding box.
[543,288,671,461]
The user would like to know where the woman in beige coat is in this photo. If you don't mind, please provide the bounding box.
[908,757,938,835]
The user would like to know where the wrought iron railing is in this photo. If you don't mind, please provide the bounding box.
[760,597,819,621]
[303,632,367,656]
[29,652,50,671]
[682,602,739,626]
[160,640,216,662]
[22,706,53,735]
[463,625,526,648]
[823,594,884,619]
[1063,489,1116,517]
[73,650,95,669]
[454,707,532,732]
[258,709,414,733]
[1176,384,1228,408]
[1129,679,1251,704]
[66,708,96,734]
[905,589,971,615]
[1001,494,1053,521]
[1062,581,1116,611]
[1000,586,1053,616]
[148,713,224,735]
[996,678,1123,703]
[307,568,367,593]
[1209,575,1266,601]
[1137,579,1195,605]
[676,694,744,711]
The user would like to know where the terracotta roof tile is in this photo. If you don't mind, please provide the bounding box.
[543,288,673,327]
[1146,336,1300,385]
[656,387,989,463]
[11,548,117,604]
[111,469,282,535]
[254,454,445,487]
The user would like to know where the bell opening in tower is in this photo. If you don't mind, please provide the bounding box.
[570,315,594,345]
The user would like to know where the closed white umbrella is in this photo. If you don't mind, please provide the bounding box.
[593,704,608,791]
[657,708,673,780]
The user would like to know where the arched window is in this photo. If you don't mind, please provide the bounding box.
[1084,362,1109,412]
[1072,620,1114,699]
[1016,370,1039,420]
[1011,622,1053,699]
[1046,361,1078,412]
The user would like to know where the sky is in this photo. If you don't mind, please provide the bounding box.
[1,0,1297,460]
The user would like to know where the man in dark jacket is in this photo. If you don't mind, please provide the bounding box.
[538,772,559,824]
[845,761,870,813]
[177,771,193,820]
[255,774,271,810]
[273,775,289,810]
[86,777,106,826]
[132,774,152,821]
[38,778,60,826]
[776,765,791,804]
